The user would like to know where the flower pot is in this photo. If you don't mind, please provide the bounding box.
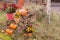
[14,18,20,24]
[6,13,14,21]
[24,33,32,37]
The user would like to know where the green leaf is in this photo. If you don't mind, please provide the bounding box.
[0,33,14,40]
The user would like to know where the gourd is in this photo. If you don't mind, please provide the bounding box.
[10,23,17,30]
[5,29,13,35]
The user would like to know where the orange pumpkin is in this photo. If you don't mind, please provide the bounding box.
[10,23,17,30]
[5,29,13,35]
[20,9,27,16]
[21,11,27,16]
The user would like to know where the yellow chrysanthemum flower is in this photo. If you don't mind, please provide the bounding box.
[26,27,34,32]
[14,13,20,18]
[16,11,20,15]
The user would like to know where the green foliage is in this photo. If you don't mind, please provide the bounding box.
[0,13,6,22]
[6,7,15,13]
[0,33,14,40]
[6,7,11,13]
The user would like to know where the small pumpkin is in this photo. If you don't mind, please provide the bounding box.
[19,9,27,16]
[10,23,17,30]
[5,29,13,35]
[21,11,27,16]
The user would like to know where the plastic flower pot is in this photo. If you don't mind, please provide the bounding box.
[14,17,20,24]
[6,13,14,21]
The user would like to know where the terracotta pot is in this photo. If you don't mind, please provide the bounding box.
[14,18,20,23]
[24,33,32,37]
[6,13,13,20]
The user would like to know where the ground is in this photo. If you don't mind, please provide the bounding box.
[0,11,60,40]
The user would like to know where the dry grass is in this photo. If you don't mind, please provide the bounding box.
[0,3,60,40]
[0,12,60,40]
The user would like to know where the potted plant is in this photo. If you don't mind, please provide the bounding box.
[6,6,16,21]
[14,13,20,24]
[24,26,34,37]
